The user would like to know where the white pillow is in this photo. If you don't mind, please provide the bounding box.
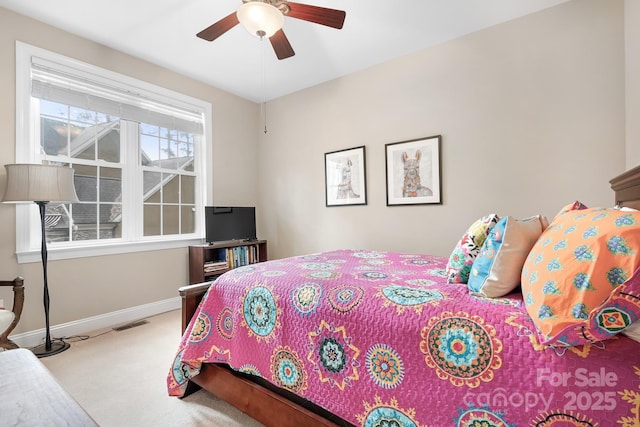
[623,321,640,343]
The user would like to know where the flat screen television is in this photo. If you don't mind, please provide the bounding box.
[205,206,257,244]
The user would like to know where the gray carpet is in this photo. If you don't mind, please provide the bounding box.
[39,310,264,427]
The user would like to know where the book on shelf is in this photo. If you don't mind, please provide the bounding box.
[204,260,229,273]
[221,245,260,269]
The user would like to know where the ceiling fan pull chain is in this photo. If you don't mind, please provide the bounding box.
[261,39,268,134]
[263,102,268,134]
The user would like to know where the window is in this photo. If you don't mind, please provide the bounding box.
[15,42,211,262]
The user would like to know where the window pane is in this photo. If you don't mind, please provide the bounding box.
[72,204,97,241]
[74,165,98,202]
[100,204,121,238]
[97,120,121,162]
[143,204,160,236]
[181,175,195,204]
[181,206,195,234]
[143,171,162,203]
[99,167,122,203]
[69,106,97,124]
[179,141,194,172]
[68,106,101,160]
[160,136,178,169]
[45,203,72,243]
[163,205,179,235]
[40,100,70,156]
[140,133,159,164]
[41,118,69,156]
[40,99,69,120]
[162,173,179,204]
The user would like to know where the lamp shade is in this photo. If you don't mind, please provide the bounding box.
[2,164,79,203]
[237,2,284,38]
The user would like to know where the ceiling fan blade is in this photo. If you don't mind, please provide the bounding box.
[285,2,345,29]
[270,29,295,60]
[196,12,239,41]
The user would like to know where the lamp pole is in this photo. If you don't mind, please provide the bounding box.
[32,200,70,357]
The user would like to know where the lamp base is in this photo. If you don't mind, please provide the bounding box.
[31,340,70,358]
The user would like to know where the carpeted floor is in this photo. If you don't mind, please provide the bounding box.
[38,309,264,427]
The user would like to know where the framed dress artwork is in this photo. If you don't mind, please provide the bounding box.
[324,146,367,207]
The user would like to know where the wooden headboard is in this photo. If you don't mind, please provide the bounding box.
[610,164,640,210]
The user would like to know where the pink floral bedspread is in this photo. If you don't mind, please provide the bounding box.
[167,249,640,426]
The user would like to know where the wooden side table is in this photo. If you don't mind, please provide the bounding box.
[0,348,97,426]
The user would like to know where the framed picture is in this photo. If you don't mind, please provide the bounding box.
[385,135,441,206]
[325,146,367,207]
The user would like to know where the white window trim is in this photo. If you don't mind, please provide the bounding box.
[14,41,212,263]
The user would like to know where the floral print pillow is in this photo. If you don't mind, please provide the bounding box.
[446,214,500,284]
[521,206,640,346]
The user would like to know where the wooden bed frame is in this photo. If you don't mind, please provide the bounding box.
[179,164,640,427]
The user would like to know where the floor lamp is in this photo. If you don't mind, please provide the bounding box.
[2,164,79,357]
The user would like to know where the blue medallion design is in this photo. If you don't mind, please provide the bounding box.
[216,307,234,339]
[429,268,447,278]
[238,364,262,377]
[233,265,258,274]
[329,285,364,313]
[189,311,212,343]
[305,271,342,280]
[300,263,336,270]
[402,258,432,266]
[455,404,514,427]
[291,282,322,316]
[243,286,277,338]
[363,407,417,427]
[270,346,307,394]
[353,252,384,259]
[381,286,444,306]
[358,271,390,281]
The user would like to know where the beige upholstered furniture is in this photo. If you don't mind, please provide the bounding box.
[0,277,24,350]
[0,348,98,426]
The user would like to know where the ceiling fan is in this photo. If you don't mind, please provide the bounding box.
[196,0,346,60]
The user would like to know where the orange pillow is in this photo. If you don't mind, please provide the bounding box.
[521,206,640,346]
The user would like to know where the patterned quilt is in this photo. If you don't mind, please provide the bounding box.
[167,250,640,426]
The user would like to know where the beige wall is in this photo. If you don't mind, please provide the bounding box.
[0,8,260,333]
[626,0,640,168]
[258,0,626,260]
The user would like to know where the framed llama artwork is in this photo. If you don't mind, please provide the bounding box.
[324,146,367,207]
[385,135,441,206]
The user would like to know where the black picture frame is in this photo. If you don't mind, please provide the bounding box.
[385,135,442,206]
[324,146,367,207]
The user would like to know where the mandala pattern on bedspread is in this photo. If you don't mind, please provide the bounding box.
[167,249,640,426]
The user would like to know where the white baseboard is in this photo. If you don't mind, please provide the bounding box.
[9,297,181,349]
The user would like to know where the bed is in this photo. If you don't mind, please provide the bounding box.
[168,165,640,427]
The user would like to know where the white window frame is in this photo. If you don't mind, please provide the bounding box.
[14,42,212,263]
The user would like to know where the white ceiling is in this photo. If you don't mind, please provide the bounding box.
[0,0,569,102]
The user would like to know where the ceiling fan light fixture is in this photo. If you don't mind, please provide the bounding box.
[237,2,284,39]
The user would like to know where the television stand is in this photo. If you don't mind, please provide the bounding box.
[188,240,267,284]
